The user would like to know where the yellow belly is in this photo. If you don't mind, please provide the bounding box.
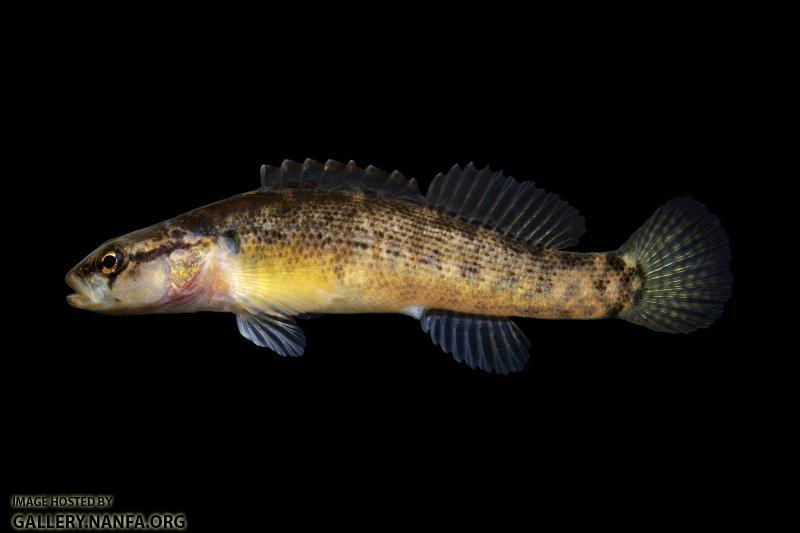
[225,245,639,321]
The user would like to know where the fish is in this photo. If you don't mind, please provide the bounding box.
[65,159,733,374]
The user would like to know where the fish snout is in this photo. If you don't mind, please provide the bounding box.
[65,268,97,309]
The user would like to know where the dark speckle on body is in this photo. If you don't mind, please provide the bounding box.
[605,302,625,318]
[606,254,626,272]
[148,188,648,320]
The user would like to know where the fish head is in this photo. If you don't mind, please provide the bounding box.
[66,224,215,314]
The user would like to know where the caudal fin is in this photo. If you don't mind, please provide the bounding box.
[618,197,732,333]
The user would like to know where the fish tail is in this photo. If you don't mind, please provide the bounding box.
[617,197,732,333]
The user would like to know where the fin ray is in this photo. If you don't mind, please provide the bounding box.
[420,310,530,374]
[236,313,306,357]
[425,163,585,249]
[618,197,732,333]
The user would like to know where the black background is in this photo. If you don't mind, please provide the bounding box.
[6,12,762,531]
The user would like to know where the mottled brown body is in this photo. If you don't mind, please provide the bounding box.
[65,159,732,373]
[166,190,644,319]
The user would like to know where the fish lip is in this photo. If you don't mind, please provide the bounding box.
[65,270,96,309]
[67,292,92,308]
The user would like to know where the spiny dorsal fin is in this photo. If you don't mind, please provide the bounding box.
[259,159,424,203]
[425,163,586,250]
[420,310,531,374]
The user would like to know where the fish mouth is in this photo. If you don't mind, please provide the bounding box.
[65,270,98,309]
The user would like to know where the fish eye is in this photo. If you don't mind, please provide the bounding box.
[98,250,123,275]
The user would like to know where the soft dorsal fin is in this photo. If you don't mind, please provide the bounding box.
[259,159,424,203]
[420,310,531,374]
[425,163,586,249]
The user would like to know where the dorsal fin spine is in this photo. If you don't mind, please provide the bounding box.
[259,159,424,203]
[425,174,442,207]
[485,182,515,231]
[471,172,506,225]
[452,164,481,217]
[444,163,474,214]
[462,166,492,220]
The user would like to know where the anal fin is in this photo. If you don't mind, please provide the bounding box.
[420,310,531,374]
[236,313,306,357]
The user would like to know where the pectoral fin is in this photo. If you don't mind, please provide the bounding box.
[236,313,305,357]
[420,310,531,374]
